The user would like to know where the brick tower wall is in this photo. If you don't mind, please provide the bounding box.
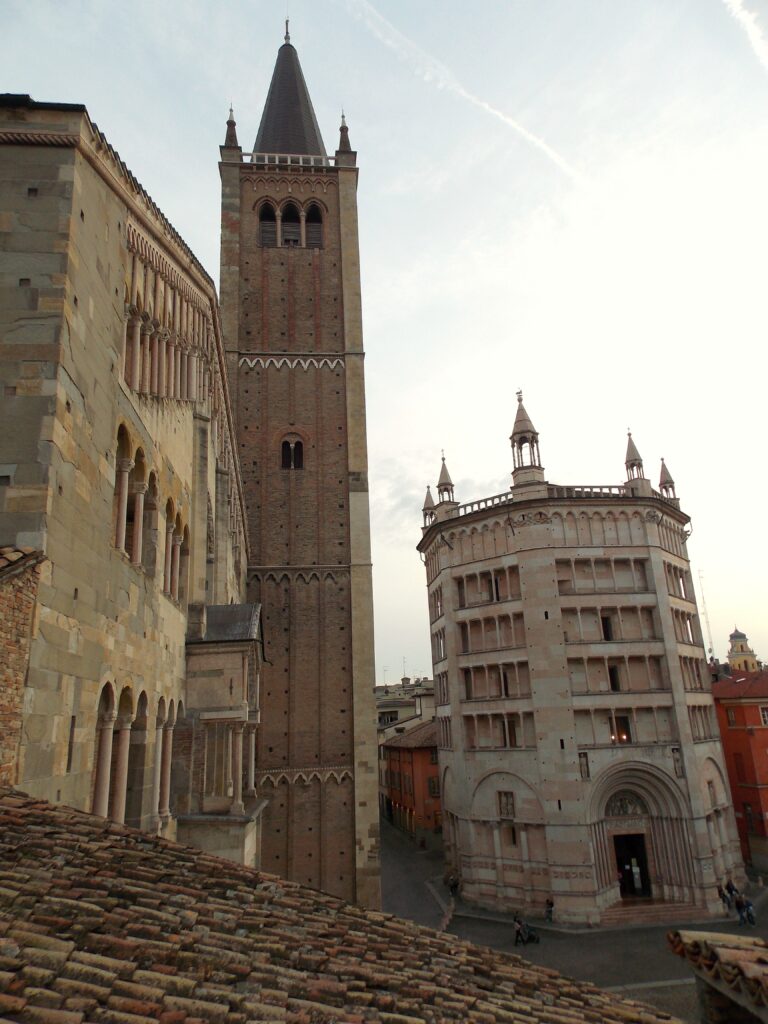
[222,162,380,905]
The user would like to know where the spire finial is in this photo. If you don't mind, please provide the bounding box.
[341,109,347,127]
[284,18,290,43]
[224,103,239,148]
[516,389,523,404]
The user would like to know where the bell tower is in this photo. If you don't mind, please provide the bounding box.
[219,27,380,907]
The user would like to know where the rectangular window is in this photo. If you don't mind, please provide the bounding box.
[463,668,472,700]
[66,715,76,773]
[430,748,438,764]
[613,715,632,744]
[761,707,768,727]
[608,664,621,693]
[727,708,736,727]
[498,791,515,818]
[745,802,755,835]
[428,776,440,797]
[601,615,614,641]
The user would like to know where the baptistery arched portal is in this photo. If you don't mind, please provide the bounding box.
[589,762,696,910]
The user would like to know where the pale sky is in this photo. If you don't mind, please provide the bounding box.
[6,0,768,682]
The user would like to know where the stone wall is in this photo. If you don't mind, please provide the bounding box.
[0,552,42,786]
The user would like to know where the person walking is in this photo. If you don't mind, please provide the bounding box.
[545,897,554,923]
[734,892,747,926]
[745,898,756,926]
[717,884,730,913]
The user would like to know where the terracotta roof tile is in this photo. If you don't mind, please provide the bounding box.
[712,670,768,700]
[669,929,768,1013]
[381,720,437,750]
[0,790,677,1023]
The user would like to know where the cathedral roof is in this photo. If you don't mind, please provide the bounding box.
[0,790,670,1024]
[253,30,326,156]
[730,627,748,641]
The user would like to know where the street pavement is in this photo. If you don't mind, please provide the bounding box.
[380,818,768,1022]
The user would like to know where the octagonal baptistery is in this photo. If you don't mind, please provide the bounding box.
[417,394,742,925]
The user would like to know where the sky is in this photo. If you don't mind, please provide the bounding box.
[6,0,768,682]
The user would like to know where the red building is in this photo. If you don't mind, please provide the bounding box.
[381,720,441,848]
[713,670,768,868]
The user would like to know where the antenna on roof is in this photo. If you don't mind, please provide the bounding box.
[698,570,715,656]
[284,17,290,43]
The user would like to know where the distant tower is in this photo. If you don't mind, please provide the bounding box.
[510,390,545,490]
[219,29,380,908]
[727,629,759,673]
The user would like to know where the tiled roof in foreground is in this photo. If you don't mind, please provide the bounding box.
[669,929,768,1017]
[0,791,675,1023]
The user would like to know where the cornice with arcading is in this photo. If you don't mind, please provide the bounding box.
[255,766,353,787]
[242,174,337,194]
[247,566,350,585]
[239,353,345,371]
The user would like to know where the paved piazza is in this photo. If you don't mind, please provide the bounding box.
[381,819,768,1022]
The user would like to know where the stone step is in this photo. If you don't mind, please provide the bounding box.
[600,901,704,926]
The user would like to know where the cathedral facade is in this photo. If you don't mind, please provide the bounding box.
[418,395,742,924]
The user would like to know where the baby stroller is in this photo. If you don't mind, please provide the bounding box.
[514,918,541,945]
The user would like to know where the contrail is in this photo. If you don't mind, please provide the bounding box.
[722,0,768,74]
[341,0,578,179]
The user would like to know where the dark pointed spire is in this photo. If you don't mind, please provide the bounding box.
[253,30,326,156]
[338,111,352,153]
[224,104,239,148]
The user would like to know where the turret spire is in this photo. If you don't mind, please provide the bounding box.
[338,110,352,153]
[437,455,455,503]
[510,390,544,488]
[625,429,644,480]
[659,457,676,499]
[224,104,239,149]
[422,485,436,527]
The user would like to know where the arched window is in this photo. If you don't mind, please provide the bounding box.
[114,427,132,550]
[179,526,190,608]
[125,450,146,564]
[306,204,323,248]
[141,472,159,571]
[259,203,277,247]
[163,500,175,595]
[281,438,304,470]
[282,202,300,247]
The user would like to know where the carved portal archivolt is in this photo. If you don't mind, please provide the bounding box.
[606,791,649,817]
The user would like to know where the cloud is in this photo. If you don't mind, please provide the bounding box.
[722,0,768,74]
[341,0,579,179]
